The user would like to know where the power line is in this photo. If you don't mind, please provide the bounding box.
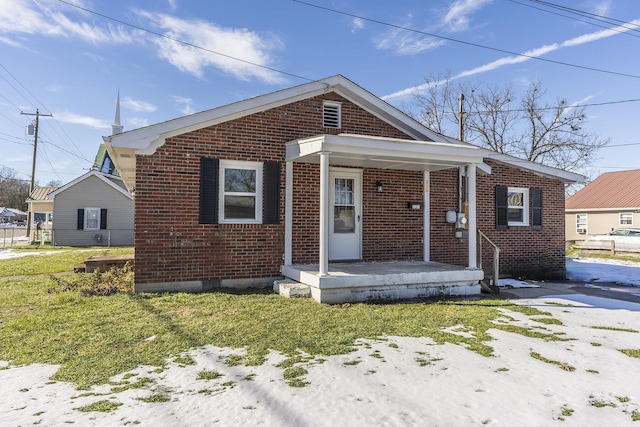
[0,64,52,114]
[508,0,640,38]
[0,63,87,163]
[419,97,640,116]
[40,139,94,164]
[57,0,315,83]
[528,0,640,30]
[293,0,640,80]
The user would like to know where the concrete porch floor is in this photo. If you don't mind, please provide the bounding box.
[280,261,484,304]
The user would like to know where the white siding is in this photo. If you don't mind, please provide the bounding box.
[52,175,134,246]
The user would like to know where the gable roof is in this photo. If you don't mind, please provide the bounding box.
[566,169,640,210]
[104,74,584,190]
[47,170,133,200]
[27,186,59,202]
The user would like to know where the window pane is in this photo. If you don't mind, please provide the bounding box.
[86,208,99,229]
[225,169,256,193]
[334,206,355,233]
[620,213,633,225]
[507,192,523,207]
[508,208,523,223]
[334,178,354,205]
[224,195,256,219]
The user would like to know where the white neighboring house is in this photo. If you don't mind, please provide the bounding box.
[47,170,134,246]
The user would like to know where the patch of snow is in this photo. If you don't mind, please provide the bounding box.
[567,257,640,287]
[497,278,540,289]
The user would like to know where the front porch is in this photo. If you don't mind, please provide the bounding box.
[279,261,484,304]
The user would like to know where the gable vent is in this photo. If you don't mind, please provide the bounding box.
[323,102,341,128]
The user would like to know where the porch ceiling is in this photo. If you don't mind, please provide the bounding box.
[286,134,489,172]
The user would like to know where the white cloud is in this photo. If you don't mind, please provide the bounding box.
[53,111,110,128]
[128,117,149,128]
[375,27,446,55]
[383,18,640,101]
[121,97,156,113]
[591,0,612,18]
[0,0,136,46]
[139,12,285,83]
[173,96,195,115]
[0,1,285,84]
[351,17,365,33]
[441,0,493,32]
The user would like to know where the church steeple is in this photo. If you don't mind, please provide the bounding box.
[111,90,124,135]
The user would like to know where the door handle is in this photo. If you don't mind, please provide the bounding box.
[357,215,360,222]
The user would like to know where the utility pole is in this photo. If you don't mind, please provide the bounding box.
[21,109,53,243]
[458,93,465,142]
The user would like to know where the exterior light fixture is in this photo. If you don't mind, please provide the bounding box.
[376,180,383,193]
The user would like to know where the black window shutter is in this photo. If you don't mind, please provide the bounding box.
[100,209,108,230]
[495,186,508,230]
[263,161,281,224]
[200,157,219,224]
[531,188,542,230]
[77,209,84,230]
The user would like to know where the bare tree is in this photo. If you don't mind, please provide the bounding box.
[408,76,608,174]
[0,166,30,211]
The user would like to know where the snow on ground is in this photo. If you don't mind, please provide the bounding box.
[0,248,62,259]
[2,254,640,425]
[567,257,640,287]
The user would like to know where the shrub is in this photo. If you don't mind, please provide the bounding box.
[49,263,134,296]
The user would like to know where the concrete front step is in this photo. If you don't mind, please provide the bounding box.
[273,280,311,298]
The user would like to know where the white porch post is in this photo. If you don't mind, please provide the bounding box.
[284,161,293,266]
[423,171,430,262]
[319,152,330,276]
[467,164,477,268]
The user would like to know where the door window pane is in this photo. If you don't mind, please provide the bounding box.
[334,178,353,205]
[334,206,355,233]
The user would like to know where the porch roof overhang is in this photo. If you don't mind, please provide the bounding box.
[286,134,491,173]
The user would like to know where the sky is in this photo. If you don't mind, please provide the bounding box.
[1,0,639,189]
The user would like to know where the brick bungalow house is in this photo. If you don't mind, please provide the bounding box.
[104,75,583,303]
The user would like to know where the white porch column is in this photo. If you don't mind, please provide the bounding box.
[284,161,293,266]
[423,171,430,262]
[467,164,477,268]
[319,152,330,276]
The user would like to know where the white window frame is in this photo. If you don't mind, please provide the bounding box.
[84,207,100,231]
[576,213,588,234]
[620,212,633,226]
[507,187,529,226]
[219,160,263,224]
[323,101,342,129]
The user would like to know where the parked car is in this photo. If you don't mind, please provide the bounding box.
[15,219,26,226]
[588,228,640,250]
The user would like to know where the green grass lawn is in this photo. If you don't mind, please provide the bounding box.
[0,246,567,389]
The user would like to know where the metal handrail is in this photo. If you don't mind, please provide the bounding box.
[477,229,500,289]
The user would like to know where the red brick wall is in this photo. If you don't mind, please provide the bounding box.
[477,161,566,278]
[134,93,567,285]
[428,162,567,279]
[134,93,413,285]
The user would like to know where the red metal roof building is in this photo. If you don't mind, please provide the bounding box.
[566,169,640,240]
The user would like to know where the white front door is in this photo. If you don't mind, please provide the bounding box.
[329,168,362,260]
